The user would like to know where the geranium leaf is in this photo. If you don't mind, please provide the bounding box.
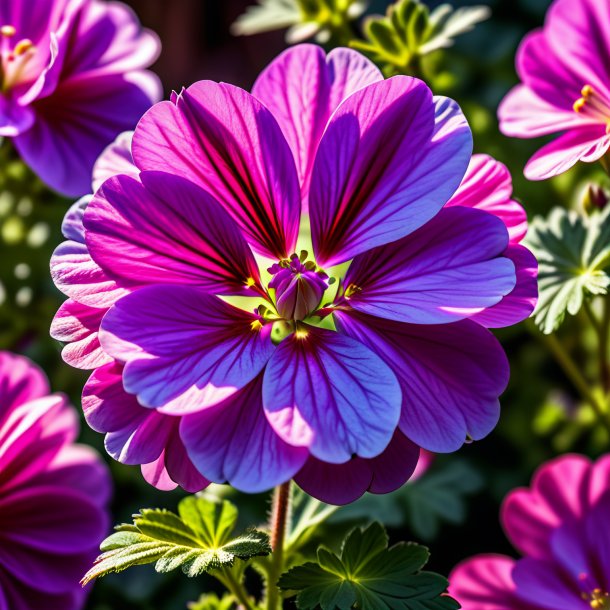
[82,497,271,584]
[525,206,610,334]
[279,522,459,609]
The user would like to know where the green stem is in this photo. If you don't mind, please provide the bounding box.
[530,321,610,436]
[216,569,255,610]
[266,482,292,610]
[600,299,610,394]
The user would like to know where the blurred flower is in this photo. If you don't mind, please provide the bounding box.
[449,454,610,609]
[52,45,536,503]
[0,351,110,610]
[0,0,161,196]
[499,0,610,180]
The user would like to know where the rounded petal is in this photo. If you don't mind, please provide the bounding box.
[132,81,301,259]
[295,429,419,505]
[334,311,509,453]
[309,80,472,266]
[92,130,137,192]
[263,325,401,463]
[343,207,515,325]
[0,352,49,413]
[181,374,308,493]
[100,287,275,415]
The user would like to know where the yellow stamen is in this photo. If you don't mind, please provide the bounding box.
[582,84,595,97]
[250,319,263,332]
[574,98,586,113]
[344,283,361,299]
[295,328,309,340]
[14,39,34,56]
[245,277,256,287]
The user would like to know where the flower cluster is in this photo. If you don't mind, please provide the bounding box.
[0,351,110,610]
[51,44,537,504]
[0,0,160,196]
[450,454,610,610]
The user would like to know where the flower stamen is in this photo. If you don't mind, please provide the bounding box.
[579,574,610,609]
[0,26,38,92]
[573,85,610,133]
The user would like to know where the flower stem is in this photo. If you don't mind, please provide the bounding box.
[599,299,610,393]
[217,568,255,610]
[530,322,610,436]
[266,482,291,610]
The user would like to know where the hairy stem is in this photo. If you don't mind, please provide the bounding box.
[266,482,292,610]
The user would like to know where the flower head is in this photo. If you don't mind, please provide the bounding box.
[0,351,111,609]
[0,0,161,196]
[498,0,610,180]
[449,454,610,609]
[52,44,537,504]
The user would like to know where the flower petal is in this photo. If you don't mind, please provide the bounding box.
[0,351,49,412]
[294,429,419,505]
[446,154,528,243]
[263,325,401,463]
[92,130,137,192]
[343,206,515,325]
[100,287,275,415]
[309,85,472,266]
[85,171,262,295]
[132,81,301,259]
[252,44,382,200]
[334,311,509,452]
[181,374,308,493]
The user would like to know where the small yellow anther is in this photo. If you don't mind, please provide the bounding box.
[0,25,16,37]
[245,277,256,288]
[250,319,263,332]
[574,98,586,113]
[294,328,309,340]
[582,84,595,97]
[14,39,34,55]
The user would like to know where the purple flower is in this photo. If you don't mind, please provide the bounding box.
[52,45,537,503]
[449,454,610,610]
[0,351,111,610]
[0,0,161,196]
[498,0,610,180]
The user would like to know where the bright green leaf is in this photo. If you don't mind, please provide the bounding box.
[82,497,271,584]
[188,593,236,610]
[279,522,459,609]
[525,206,610,334]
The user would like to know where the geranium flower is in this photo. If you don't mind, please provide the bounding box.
[0,351,110,610]
[0,0,161,196]
[51,45,537,503]
[498,0,610,180]
[449,454,610,610]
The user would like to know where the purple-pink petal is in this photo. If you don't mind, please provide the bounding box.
[334,311,509,453]
[0,351,49,410]
[181,374,308,493]
[100,287,275,414]
[85,171,262,295]
[343,207,515,325]
[92,130,137,192]
[294,429,419,505]
[132,81,301,259]
[309,77,472,267]
[263,325,401,463]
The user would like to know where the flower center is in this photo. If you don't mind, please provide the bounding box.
[0,25,37,93]
[573,85,610,133]
[579,574,610,609]
[268,251,329,321]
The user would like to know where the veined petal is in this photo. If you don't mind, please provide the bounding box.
[334,311,509,453]
[343,207,515,325]
[85,171,262,296]
[181,374,308,493]
[262,325,401,463]
[294,429,419,505]
[252,44,382,201]
[446,154,528,243]
[309,81,472,266]
[132,81,301,259]
[92,131,137,192]
[100,287,275,415]
[0,352,49,413]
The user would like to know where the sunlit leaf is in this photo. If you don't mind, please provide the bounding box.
[188,593,236,610]
[279,522,459,609]
[82,497,271,584]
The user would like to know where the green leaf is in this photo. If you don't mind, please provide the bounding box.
[82,497,271,584]
[230,0,301,37]
[188,593,236,610]
[279,522,459,609]
[525,206,610,334]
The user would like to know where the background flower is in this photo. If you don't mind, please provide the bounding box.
[0,350,111,610]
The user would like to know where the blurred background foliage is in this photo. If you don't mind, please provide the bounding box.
[2,0,608,608]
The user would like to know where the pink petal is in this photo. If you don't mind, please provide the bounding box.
[92,130,137,192]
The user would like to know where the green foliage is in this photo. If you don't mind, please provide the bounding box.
[525,206,610,334]
[334,460,483,541]
[188,593,236,610]
[82,497,271,584]
[231,0,367,44]
[279,522,459,609]
[350,0,490,76]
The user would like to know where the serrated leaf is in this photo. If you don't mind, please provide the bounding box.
[279,522,459,609]
[525,206,610,334]
[82,497,271,584]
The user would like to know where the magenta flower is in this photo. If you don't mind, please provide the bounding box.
[0,0,161,196]
[449,454,610,610]
[52,45,537,503]
[498,0,610,180]
[0,351,110,610]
